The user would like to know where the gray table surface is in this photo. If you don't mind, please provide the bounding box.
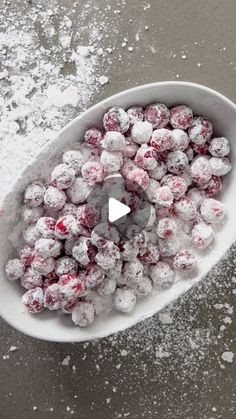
[0,1,235,418]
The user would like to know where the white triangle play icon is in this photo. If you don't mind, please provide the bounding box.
[108,197,131,223]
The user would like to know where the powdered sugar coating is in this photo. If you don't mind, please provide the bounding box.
[23,224,41,246]
[170,105,193,130]
[156,217,177,238]
[22,205,44,224]
[144,103,170,129]
[129,229,149,249]
[179,168,193,187]
[81,161,104,185]
[67,177,91,204]
[135,145,157,170]
[173,249,196,271]
[91,222,120,247]
[191,222,214,249]
[113,288,137,313]
[20,268,43,290]
[190,156,212,185]
[103,107,130,133]
[101,131,126,151]
[77,204,100,229]
[203,175,222,197]
[167,151,188,175]
[100,150,123,172]
[146,179,160,203]
[153,186,173,207]
[131,121,153,144]
[121,158,139,178]
[19,246,35,266]
[127,106,144,125]
[61,299,79,315]
[149,161,167,180]
[24,182,46,208]
[209,157,232,176]
[36,217,55,238]
[72,301,95,327]
[187,188,206,208]
[35,238,62,258]
[138,245,160,264]
[209,137,230,157]
[171,129,190,151]
[123,259,144,282]
[150,128,173,152]
[161,175,187,199]
[51,164,75,190]
[97,277,116,297]
[120,239,139,261]
[63,150,87,174]
[22,287,44,313]
[122,137,139,158]
[5,258,25,281]
[174,196,197,221]
[84,264,105,288]
[55,256,78,277]
[44,186,66,210]
[188,116,213,145]
[44,284,63,311]
[105,259,123,280]
[72,237,96,266]
[84,128,103,148]
[31,255,55,275]
[131,275,153,297]
[55,215,79,239]
[126,168,150,192]
[59,273,86,301]
[200,198,226,224]
[158,236,181,257]
[149,261,175,288]
[95,242,120,270]
[59,203,77,217]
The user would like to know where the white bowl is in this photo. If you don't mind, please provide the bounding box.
[0,81,236,342]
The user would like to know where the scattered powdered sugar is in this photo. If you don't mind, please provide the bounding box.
[221,351,234,363]
[61,355,71,366]
[98,76,109,85]
[0,0,107,201]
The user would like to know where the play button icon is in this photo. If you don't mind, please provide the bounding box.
[86,173,152,239]
[108,197,131,223]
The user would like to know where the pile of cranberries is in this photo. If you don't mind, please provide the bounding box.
[5,103,231,327]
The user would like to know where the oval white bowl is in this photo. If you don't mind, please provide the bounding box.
[0,81,236,342]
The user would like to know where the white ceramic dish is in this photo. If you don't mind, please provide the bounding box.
[0,81,236,342]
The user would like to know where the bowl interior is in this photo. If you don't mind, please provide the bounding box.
[0,81,236,342]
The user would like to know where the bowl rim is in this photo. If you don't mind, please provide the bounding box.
[1,80,236,342]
